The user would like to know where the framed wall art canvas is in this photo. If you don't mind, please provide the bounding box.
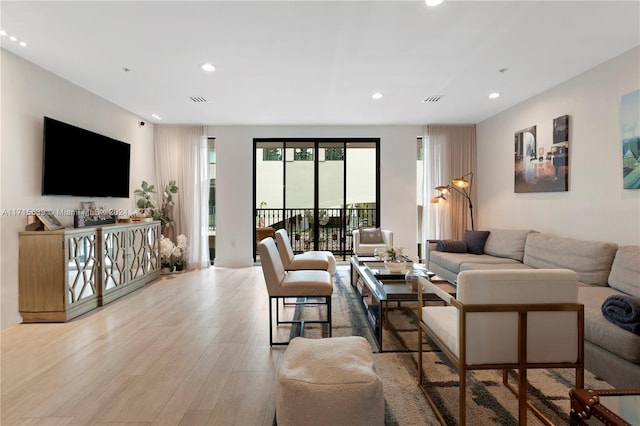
[621,89,640,189]
[514,118,570,193]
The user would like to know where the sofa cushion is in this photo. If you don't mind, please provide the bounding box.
[484,229,536,262]
[578,286,640,364]
[460,262,533,272]
[429,251,520,274]
[463,230,490,255]
[523,233,618,286]
[437,239,467,253]
[360,228,384,244]
[608,246,640,297]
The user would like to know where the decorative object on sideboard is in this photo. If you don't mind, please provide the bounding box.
[74,202,116,227]
[431,172,475,230]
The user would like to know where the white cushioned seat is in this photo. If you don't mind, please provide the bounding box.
[277,336,384,426]
[275,229,336,275]
[258,237,333,345]
[352,228,393,256]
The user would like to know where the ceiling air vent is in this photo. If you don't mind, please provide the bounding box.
[422,95,444,103]
[189,96,208,103]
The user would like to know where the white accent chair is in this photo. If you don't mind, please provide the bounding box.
[258,237,333,346]
[352,228,393,256]
[417,269,584,425]
[274,229,336,276]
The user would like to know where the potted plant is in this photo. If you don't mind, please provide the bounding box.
[154,180,179,228]
[383,246,407,273]
[159,235,175,273]
[172,234,188,271]
[134,180,156,220]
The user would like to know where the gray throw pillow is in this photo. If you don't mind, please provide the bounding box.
[360,228,384,244]
[463,230,490,255]
[437,240,467,253]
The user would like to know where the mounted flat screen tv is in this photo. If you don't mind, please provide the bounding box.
[42,117,131,198]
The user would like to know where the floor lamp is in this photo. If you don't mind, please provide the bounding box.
[430,172,474,231]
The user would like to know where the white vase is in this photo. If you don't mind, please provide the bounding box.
[384,260,407,273]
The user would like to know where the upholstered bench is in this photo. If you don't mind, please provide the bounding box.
[276,336,384,426]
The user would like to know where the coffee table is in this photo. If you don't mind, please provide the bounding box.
[350,256,456,352]
[570,388,640,426]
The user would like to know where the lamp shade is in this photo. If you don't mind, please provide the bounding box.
[451,177,470,188]
[434,185,450,194]
[431,195,447,204]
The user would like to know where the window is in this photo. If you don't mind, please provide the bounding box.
[325,148,344,161]
[294,148,313,161]
[263,148,282,161]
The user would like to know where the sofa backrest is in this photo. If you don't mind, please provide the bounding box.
[523,233,618,286]
[608,245,640,297]
[483,229,537,262]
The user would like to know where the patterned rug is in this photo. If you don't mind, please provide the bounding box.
[283,269,612,425]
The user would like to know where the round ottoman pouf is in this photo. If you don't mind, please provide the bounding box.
[276,336,383,426]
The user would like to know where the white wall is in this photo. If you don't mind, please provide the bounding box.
[1,50,156,328]
[477,47,640,246]
[211,125,422,267]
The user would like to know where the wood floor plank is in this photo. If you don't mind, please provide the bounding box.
[1,264,350,426]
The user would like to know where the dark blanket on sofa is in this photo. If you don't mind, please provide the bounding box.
[601,294,640,335]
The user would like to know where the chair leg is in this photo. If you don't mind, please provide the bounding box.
[459,367,466,425]
[418,328,423,385]
[269,297,274,346]
[327,296,332,337]
[518,367,527,426]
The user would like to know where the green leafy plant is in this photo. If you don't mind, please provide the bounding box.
[133,180,179,227]
[384,246,405,262]
[154,180,179,227]
[134,180,156,217]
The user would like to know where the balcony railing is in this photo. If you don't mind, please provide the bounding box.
[256,207,377,259]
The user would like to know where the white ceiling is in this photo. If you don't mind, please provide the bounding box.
[1,1,639,126]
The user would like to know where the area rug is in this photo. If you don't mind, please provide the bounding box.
[282,269,612,425]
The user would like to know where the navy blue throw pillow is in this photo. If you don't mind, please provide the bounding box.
[436,240,467,253]
[462,230,490,255]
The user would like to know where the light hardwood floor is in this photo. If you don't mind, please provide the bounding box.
[1,265,304,426]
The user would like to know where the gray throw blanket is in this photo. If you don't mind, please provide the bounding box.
[601,294,640,335]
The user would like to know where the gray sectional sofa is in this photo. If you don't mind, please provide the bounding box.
[424,229,640,389]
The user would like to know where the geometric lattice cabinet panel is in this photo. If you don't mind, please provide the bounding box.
[19,221,161,322]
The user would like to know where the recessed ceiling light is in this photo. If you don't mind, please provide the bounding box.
[201,63,216,72]
[425,0,444,6]
[1,30,29,47]
[488,92,500,99]
[372,92,383,100]
[151,114,163,120]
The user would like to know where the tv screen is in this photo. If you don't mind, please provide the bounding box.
[42,117,131,198]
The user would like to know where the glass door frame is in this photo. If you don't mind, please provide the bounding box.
[253,138,380,261]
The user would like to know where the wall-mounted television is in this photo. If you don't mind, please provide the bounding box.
[42,117,131,198]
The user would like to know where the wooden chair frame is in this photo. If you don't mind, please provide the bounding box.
[417,277,584,426]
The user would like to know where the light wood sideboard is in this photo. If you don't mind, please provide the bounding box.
[19,221,161,322]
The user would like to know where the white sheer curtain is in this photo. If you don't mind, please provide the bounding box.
[422,125,477,242]
[155,125,210,269]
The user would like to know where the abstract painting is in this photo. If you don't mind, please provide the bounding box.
[514,119,569,193]
[622,89,640,189]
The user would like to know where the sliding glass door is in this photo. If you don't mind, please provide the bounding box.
[254,138,379,261]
